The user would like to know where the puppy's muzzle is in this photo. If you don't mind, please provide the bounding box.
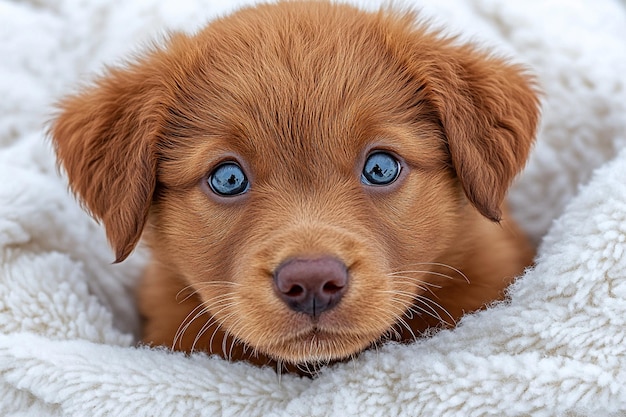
[273,257,348,317]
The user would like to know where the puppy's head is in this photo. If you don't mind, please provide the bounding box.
[51,2,539,364]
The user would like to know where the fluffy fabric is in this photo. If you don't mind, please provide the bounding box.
[1,0,625,416]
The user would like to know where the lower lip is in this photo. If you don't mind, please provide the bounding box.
[288,327,342,346]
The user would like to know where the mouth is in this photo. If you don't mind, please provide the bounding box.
[255,323,384,364]
[292,326,339,345]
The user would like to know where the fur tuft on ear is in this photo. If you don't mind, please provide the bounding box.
[50,60,166,262]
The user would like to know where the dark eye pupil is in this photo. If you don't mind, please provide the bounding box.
[209,163,249,196]
[361,152,400,186]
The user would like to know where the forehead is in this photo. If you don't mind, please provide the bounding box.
[156,3,440,186]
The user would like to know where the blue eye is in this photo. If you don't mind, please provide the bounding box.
[208,162,249,196]
[361,152,401,186]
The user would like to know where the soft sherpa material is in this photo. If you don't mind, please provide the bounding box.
[1,0,626,416]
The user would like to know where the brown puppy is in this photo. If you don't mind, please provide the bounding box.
[51,1,539,372]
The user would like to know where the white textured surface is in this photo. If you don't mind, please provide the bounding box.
[1,0,626,416]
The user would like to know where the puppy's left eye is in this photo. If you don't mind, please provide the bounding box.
[361,152,401,186]
[208,162,250,196]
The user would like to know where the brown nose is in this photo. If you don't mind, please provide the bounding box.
[273,257,349,317]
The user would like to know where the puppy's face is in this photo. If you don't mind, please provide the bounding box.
[153,74,457,362]
[51,3,539,364]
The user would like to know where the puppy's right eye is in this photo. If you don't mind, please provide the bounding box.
[208,162,249,196]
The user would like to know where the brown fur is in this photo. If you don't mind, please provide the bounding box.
[51,2,539,372]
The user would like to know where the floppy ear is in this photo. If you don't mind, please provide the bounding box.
[425,45,540,221]
[392,19,541,221]
[50,62,165,262]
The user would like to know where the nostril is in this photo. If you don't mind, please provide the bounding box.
[285,284,305,297]
[322,281,343,294]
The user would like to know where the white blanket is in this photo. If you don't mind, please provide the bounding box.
[1,0,626,416]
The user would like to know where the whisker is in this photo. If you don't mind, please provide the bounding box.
[389,270,463,283]
[192,304,236,354]
[367,304,407,340]
[173,303,211,350]
[226,318,246,360]
[394,317,418,341]
[190,317,216,354]
[208,322,224,355]
[221,327,230,359]
[414,295,456,325]
[173,294,238,349]
[182,296,240,353]
[227,321,257,359]
[380,289,425,298]
[393,314,418,341]
[387,296,446,326]
[195,303,241,352]
[174,293,236,344]
[391,262,469,283]
[192,307,240,354]
[386,278,440,299]
[176,281,242,303]
[388,276,443,289]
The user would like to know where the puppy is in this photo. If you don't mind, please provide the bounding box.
[51,1,539,372]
